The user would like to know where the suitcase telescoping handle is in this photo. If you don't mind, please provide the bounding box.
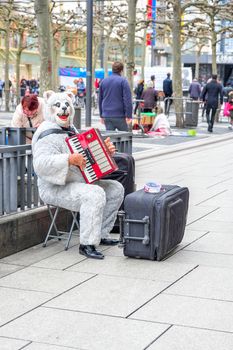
[118,210,125,248]
[118,210,150,247]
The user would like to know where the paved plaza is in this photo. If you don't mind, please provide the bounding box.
[0,124,233,349]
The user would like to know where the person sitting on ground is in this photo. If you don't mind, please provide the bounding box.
[11,94,45,144]
[149,106,171,136]
[32,90,124,260]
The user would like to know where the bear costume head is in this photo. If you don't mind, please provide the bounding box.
[43,90,75,128]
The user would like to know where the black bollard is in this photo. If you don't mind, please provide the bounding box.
[73,106,81,130]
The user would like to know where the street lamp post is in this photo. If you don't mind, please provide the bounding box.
[85,0,93,127]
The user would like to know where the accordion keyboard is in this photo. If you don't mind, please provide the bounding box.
[68,136,98,183]
[68,136,112,183]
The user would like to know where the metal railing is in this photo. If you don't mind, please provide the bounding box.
[0,127,133,154]
[0,127,133,217]
[0,144,41,216]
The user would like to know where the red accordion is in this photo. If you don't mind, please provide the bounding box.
[66,128,118,184]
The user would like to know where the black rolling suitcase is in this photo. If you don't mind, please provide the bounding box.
[104,152,135,209]
[120,185,189,261]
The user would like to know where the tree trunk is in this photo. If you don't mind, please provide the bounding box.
[53,46,60,91]
[119,44,126,68]
[172,0,184,128]
[126,0,138,90]
[16,32,24,105]
[34,0,54,95]
[141,27,147,81]
[103,36,110,77]
[211,23,217,74]
[4,25,10,112]
[93,37,100,86]
[195,47,201,80]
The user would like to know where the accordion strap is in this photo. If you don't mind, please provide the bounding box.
[37,128,74,141]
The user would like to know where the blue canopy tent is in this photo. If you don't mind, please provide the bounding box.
[59,68,112,79]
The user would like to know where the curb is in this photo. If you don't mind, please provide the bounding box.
[133,132,233,161]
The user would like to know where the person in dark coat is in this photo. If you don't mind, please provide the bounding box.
[141,81,158,112]
[134,79,144,115]
[20,78,28,98]
[201,74,223,132]
[151,75,155,88]
[99,61,132,131]
[189,78,201,100]
[163,73,173,115]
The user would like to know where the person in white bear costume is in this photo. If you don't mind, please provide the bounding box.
[32,91,124,259]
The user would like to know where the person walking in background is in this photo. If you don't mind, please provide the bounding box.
[99,61,132,131]
[29,78,39,94]
[11,94,45,143]
[77,78,86,95]
[141,81,158,113]
[134,79,144,115]
[163,73,173,115]
[227,91,233,130]
[20,78,28,98]
[189,78,201,100]
[151,75,155,88]
[201,74,223,133]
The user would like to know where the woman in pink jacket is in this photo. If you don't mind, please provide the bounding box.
[11,94,45,143]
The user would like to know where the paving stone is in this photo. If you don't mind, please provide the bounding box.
[166,250,233,269]
[0,242,71,266]
[186,205,219,225]
[0,266,93,294]
[0,337,30,350]
[0,307,170,350]
[0,263,23,278]
[187,219,233,234]
[198,198,233,208]
[181,229,208,245]
[103,245,125,257]
[68,255,196,282]
[22,343,82,350]
[165,265,233,301]
[0,287,51,326]
[147,325,233,350]
[45,274,169,317]
[188,188,230,206]
[32,246,87,270]
[203,207,233,222]
[131,294,233,333]
[185,232,233,254]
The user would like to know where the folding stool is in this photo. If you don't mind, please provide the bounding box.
[43,205,79,250]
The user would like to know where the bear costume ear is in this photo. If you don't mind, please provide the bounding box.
[43,90,55,102]
[65,91,74,100]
